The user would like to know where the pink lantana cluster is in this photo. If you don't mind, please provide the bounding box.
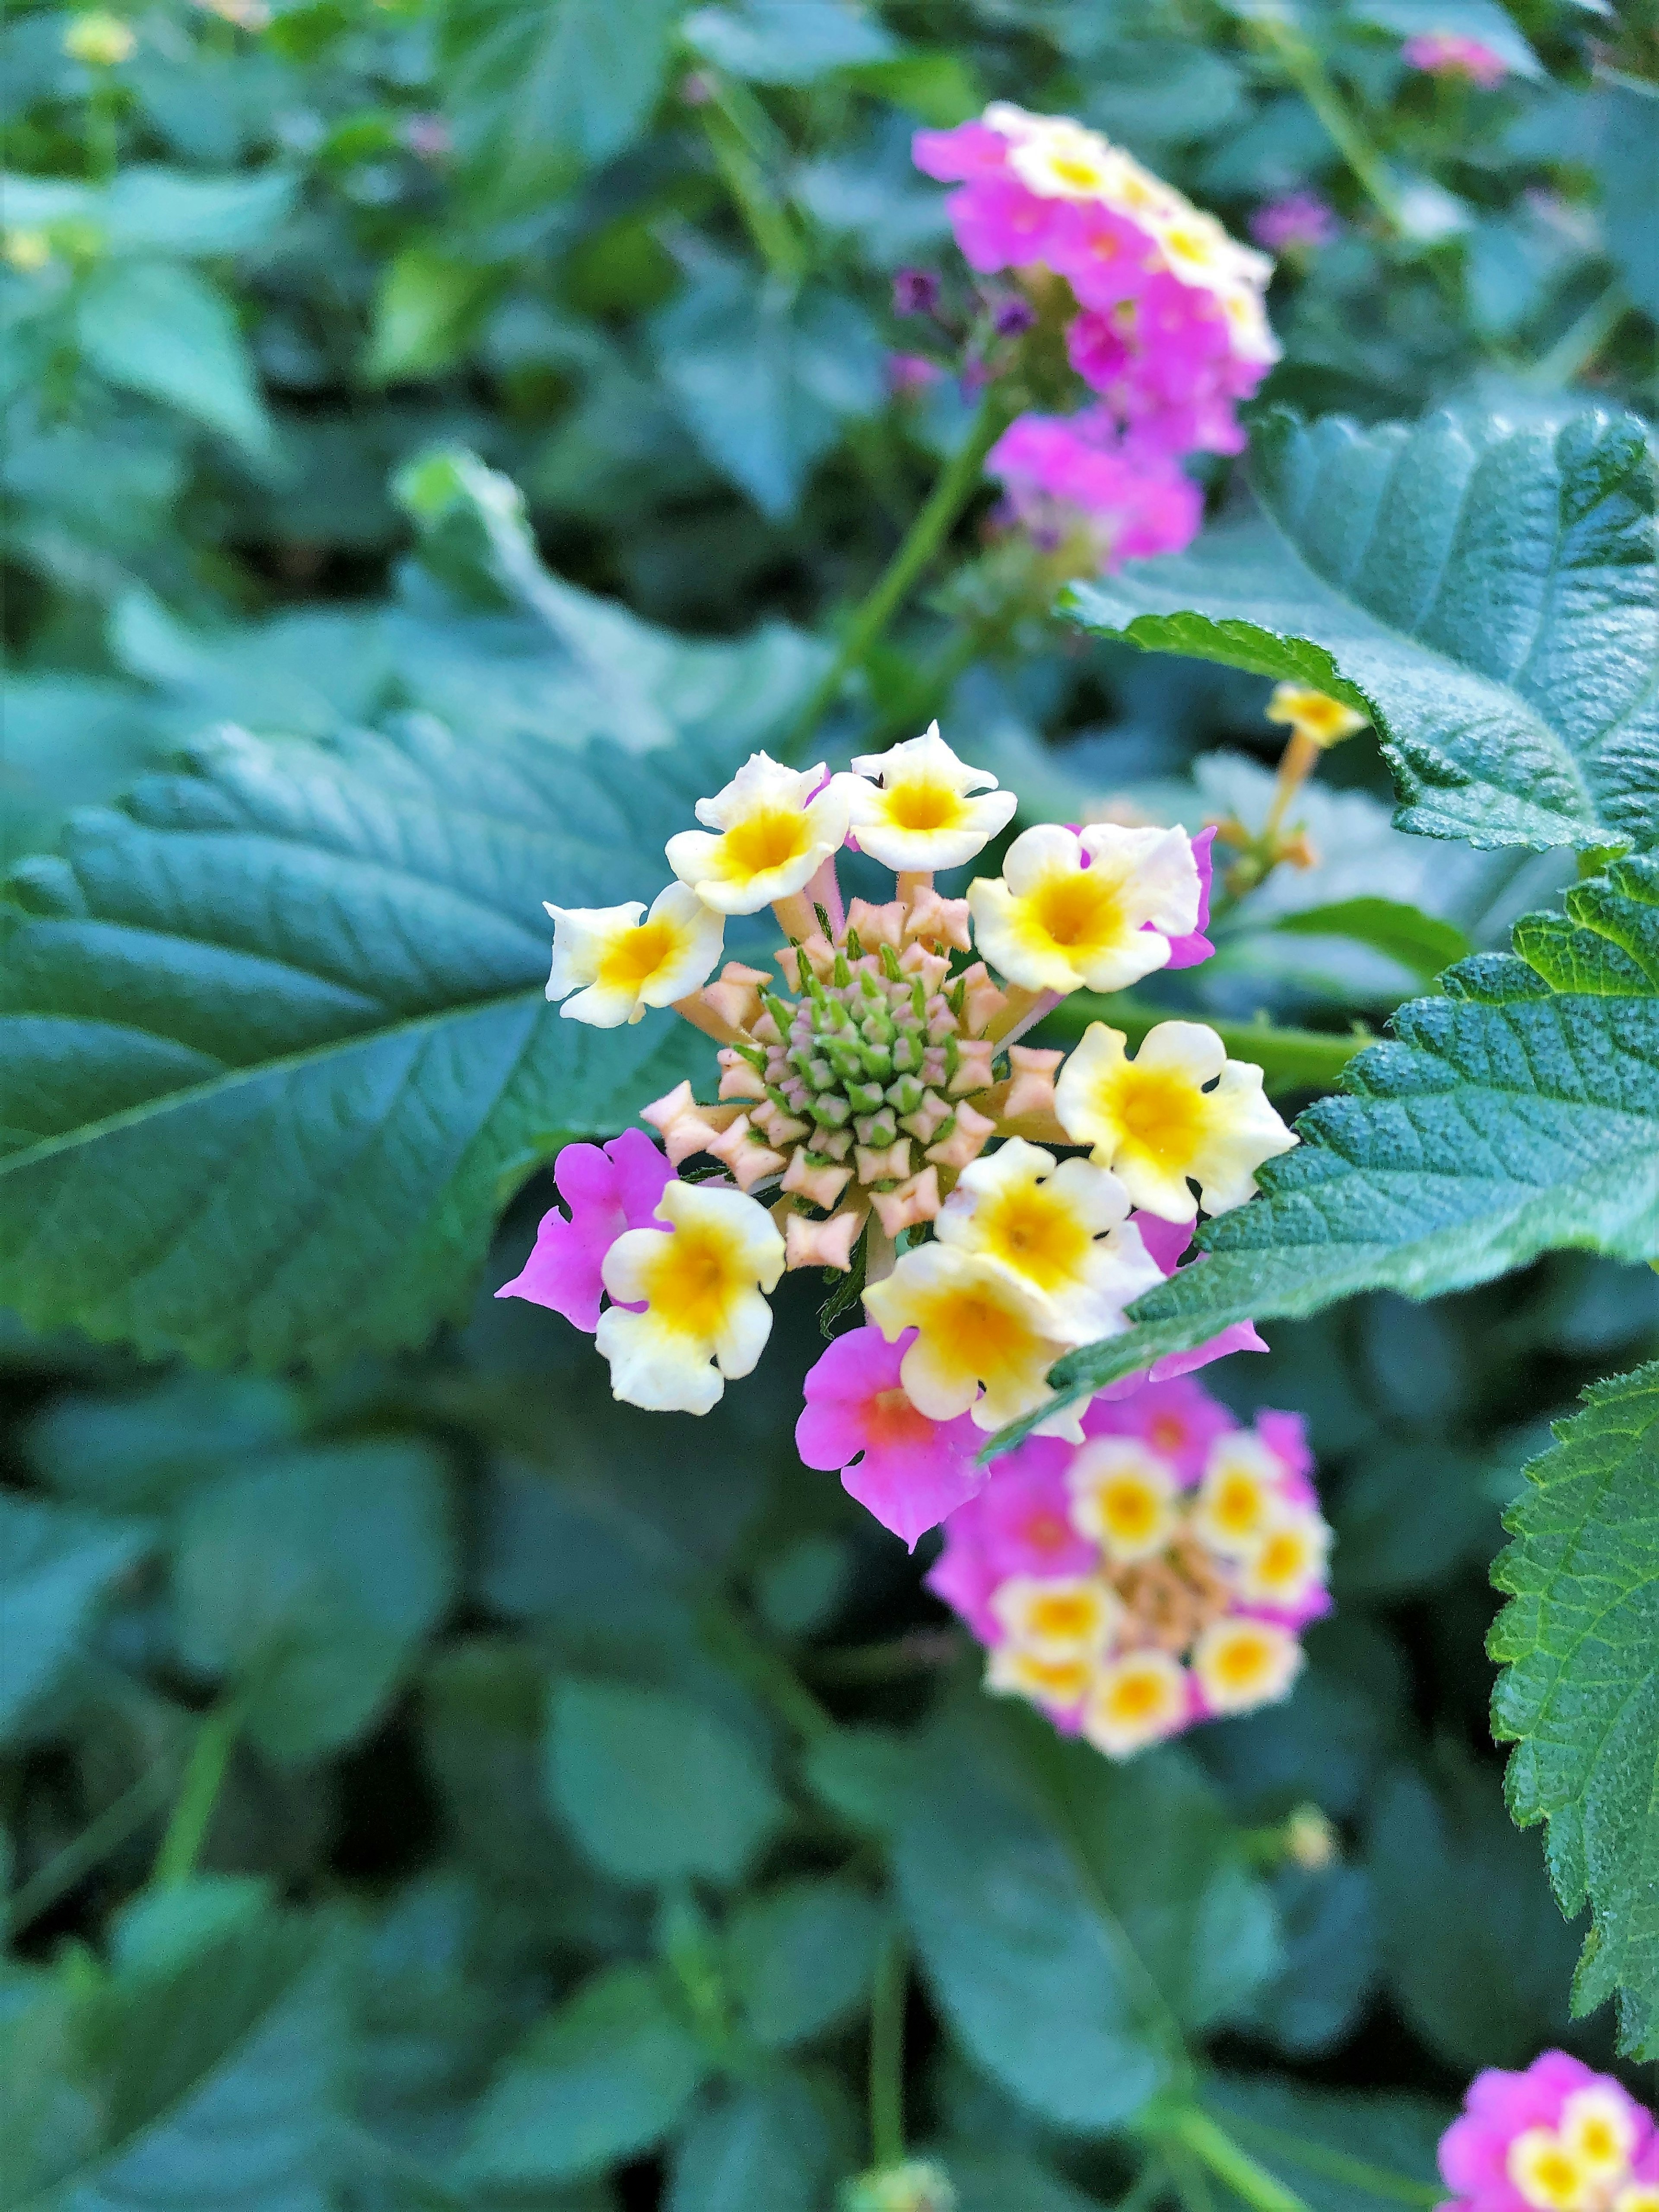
[925,1374,1331,1758]
[913,103,1278,571]
[1402,30,1508,84]
[1440,2052,1659,2212]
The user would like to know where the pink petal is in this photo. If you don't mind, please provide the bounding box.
[798,1327,983,1549]
[1161,824,1217,969]
[496,1132,674,1331]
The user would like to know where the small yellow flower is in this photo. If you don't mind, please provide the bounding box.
[966,823,1200,995]
[1559,2089,1638,2187]
[863,1242,1077,1436]
[1053,1019,1297,1222]
[1066,1437,1181,1562]
[843,722,1016,874]
[63,9,134,62]
[544,884,724,1027]
[1191,1617,1303,1714]
[985,1643,1094,1712]
[933,1136,1162,1346]
[1081,1648,1191,1756]
[596,1180,785,1415]
[1236,1507,1332,1609]
[1265,682,1369,750]
[990,1574,1119,1659]
[1191,1431,1286,1557]
[3,229,52,273]
[1508,2132,1597,2212]
[666,751,850,916]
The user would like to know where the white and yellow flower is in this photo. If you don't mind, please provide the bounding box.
[1191,1617,1303,1714]
[1147,203,1271,294]
[990,1574,1120,1658]
[1265,682,1370,750]
[1215,281,1282,365]
[1612,2187,1659,2212]
[1191,1431,1288,1558]
[1066,1437,1182,1563]
[1559,2089,1640,2188]
[863,1241,1076,1436]
[595,1180,785,1415]
[1053,1019,1297,1221]
[843,723,1017,874]
[1006,116,1133,204]
[665,752,850,916]
[1508,2132,1597,2212]
[933,1137,1162,1345]
[1081,1648,1191,1756]
[544,884,725,1027]
[1235,1506,1332,1610]
[966,823,1200,996]
[985,1644,1094,1713]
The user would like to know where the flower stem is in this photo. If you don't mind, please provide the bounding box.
[150,1693,244,1889]
[698,1594,836,1742]
[1521,279,1630,393]
[868,1926,909,2170]
[1148,2108,1314,2212]
[779,385,1016,763]
[1039,993,1369,1093]
[4,1765,174,1939]
[698,89,804,282]
[1251,16,1405,234]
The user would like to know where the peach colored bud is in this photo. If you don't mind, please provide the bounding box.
[785,1205,867,1271]
[718,1050,770,1102]
[640,1082,743,1164]
[783,1150,854,1210]
[857,1138,914,1185]
[927,1100,996,1171]
[905,888,973,952]
[958,960,1009,1033]
[702,961,771,1032]
[847,897,906,952]
[899,1089,953,1144]
[754,1103,810,1147]
[949,1039,997,1095]
[1004,1045,1064,1119]
[707,1116,787,1191]
[898,941,951,994]
[871,1167,942,1236]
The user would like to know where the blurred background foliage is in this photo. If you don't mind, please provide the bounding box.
[3,0,1658,2204]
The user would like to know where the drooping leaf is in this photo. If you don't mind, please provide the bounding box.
[76,260,274,460]
[665,2073,842,2212]
[0,1493,145,1742]
[724,1878,884,2050]
[1067,408,1659,854]
[989,856,1659,1449]
[1491,1362,1659,2053]
[455,1962,708,2189]
[545,1678,785,1887]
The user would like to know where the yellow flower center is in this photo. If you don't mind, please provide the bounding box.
[1111,1068,1205,1164]
[928,1282,1037,1381]
[1018,1653,1091,1700]
[1255,1529,1307,1586]
[721,808,814,878]
[642,1227,740,1338]
[596,918,679,992]
[1098,1477,1163,1546]
[1029,871,1123,952]
[1106,1666,1168,1722]
[975,1184,1092,1292]
[883,778,966,833]
[1029,1589,1099,1640]
[1210,1472,1266,1539]
[1510,2139,1592,2212]
[1211,1631,1276,1694]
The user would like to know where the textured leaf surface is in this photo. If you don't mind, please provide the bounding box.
[1067,408,1658,853]
[1491,1363,1659,2053]
[991,857,1659,1449]
[0,709,736,1367]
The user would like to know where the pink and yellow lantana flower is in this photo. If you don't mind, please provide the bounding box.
[1439,2051,1659,2212]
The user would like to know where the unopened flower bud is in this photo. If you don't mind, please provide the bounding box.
[64,10,134,62]
[1284,1803,1338,1870]
[892,266,941,317]
[841,2161,958,2212]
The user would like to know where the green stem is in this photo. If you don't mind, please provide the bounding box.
[779,385,1016,762]
[699,99,804,281]
[1522,280,1630,393]
[1252,17,1405,233]
[1039,992,1369,1093]
[1150,2109,1314,2212]
[868,1926,908,2170]
[698,1595,836,1742]
[1215,2113,1443,2207]
[150,1695,244,1889]
[4,1766,174,1939]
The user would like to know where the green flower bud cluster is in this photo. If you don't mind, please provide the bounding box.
[759,951,965,1168]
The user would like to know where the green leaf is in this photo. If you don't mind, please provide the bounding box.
[75,260,274,461]
[989,856,1659,1448]
[1592,73,1659,322]
[100,165,297,255]
[651,261,883,518]
[1491,1361,1659,2053]
[1348,0,1543,79]
[24,1373,302,1513]
[173,1440,456,1761]
[1201,2075,1449,2212]
[1244,1864,1378,2058]
[665,2073,841,2212]
[0,1494,145,1742]
[367,248,501,382]
[545,1678,785,1887]
[0,686,742,1368]
[725,1878,883,2050]
[1268,899,1473,987]
[456,1961,709,2189]
[682,0,898,84]
[1066,408,1659,854]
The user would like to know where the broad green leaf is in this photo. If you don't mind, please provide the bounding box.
[651,261,883,518]
[0,1494,145,1741]
[1491,1362,1659,2053]
[367,248,501,383]
[1268,899,1473,987]
[1067,408,1658,854]
[989,856,1659,1448]
[1592,73,1659,322]
[683,0,898,84]
[173,1440,455,1761]
[0,693,738,1367]
[75,260,274,460]
[945,2153,1103,2212]
[725,1878,883,2050]
[24,1373,302,1513]
[545,1678,784,1887]
[1243,1863,1377,2058]
[0,676,159,870]
[665,2073,841,2212]
[100,165,296,255]
[456,1962,708,2189]
[1201,2075,1449,2212]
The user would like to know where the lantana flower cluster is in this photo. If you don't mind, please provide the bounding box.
[912,103,1279,570]
[1440,2052,1659,2212]
[927,1375,1329,1756]
[501,724,1298,1546]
